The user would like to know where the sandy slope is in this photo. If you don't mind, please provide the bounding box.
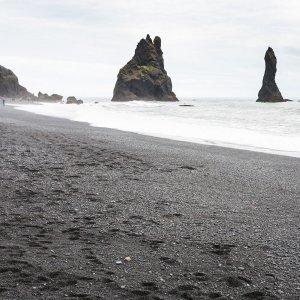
[0,106,299,299]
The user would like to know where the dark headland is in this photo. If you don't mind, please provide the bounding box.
[112,35,178,102]
[0,106,299,299]
[0,63,85,104]
[0,65,33,99]
[257,48,291,102]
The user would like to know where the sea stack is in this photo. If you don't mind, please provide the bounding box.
[38,92,63,102]
[112,34,178,102]
[257,47,285,102]
[66,96,83,104]
[0,65,31,98]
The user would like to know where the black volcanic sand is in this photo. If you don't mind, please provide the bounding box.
[0,106,299,300]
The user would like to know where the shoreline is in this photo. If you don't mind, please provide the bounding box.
[0,106,299,299]
[10,102,300,159]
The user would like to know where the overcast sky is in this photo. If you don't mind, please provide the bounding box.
[0,0,300,98]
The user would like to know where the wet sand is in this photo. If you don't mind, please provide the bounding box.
[0,106,299,299]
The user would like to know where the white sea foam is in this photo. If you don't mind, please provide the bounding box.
[13,98,300,158]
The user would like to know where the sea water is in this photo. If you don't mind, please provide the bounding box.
[13,98,300,158]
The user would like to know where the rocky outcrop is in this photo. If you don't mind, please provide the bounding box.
[38,92,63,102]
[257,48,286,102]
[112,34,178,102]
[0,65,31,98]
[66,96,77,104]
[66,96,83,104]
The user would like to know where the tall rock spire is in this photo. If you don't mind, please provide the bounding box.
[257,47,285,102]
[112,34,178,102]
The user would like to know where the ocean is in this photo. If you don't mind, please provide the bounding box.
[13,97,300,158]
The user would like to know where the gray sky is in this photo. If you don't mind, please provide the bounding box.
[1,0,300,98]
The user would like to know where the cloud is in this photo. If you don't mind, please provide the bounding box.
[0,0,300,97]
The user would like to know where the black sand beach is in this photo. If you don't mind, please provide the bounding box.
[0,106,299,300]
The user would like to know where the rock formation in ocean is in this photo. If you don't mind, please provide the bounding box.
[257,47,285,102]
[0,65,31,98]
[112,34,178,101]
[66,96,83,104]
[38,92,63,102]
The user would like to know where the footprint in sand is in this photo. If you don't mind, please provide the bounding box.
[211,244,236,256]
[160,256,179,265]
[242,291,280,299]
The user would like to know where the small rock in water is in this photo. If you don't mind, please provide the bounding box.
[116,260,123,265]
[124,256,132,262]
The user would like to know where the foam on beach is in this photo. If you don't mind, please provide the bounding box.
[13,98,300,158]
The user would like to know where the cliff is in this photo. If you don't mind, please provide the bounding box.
[0,65,31,98]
